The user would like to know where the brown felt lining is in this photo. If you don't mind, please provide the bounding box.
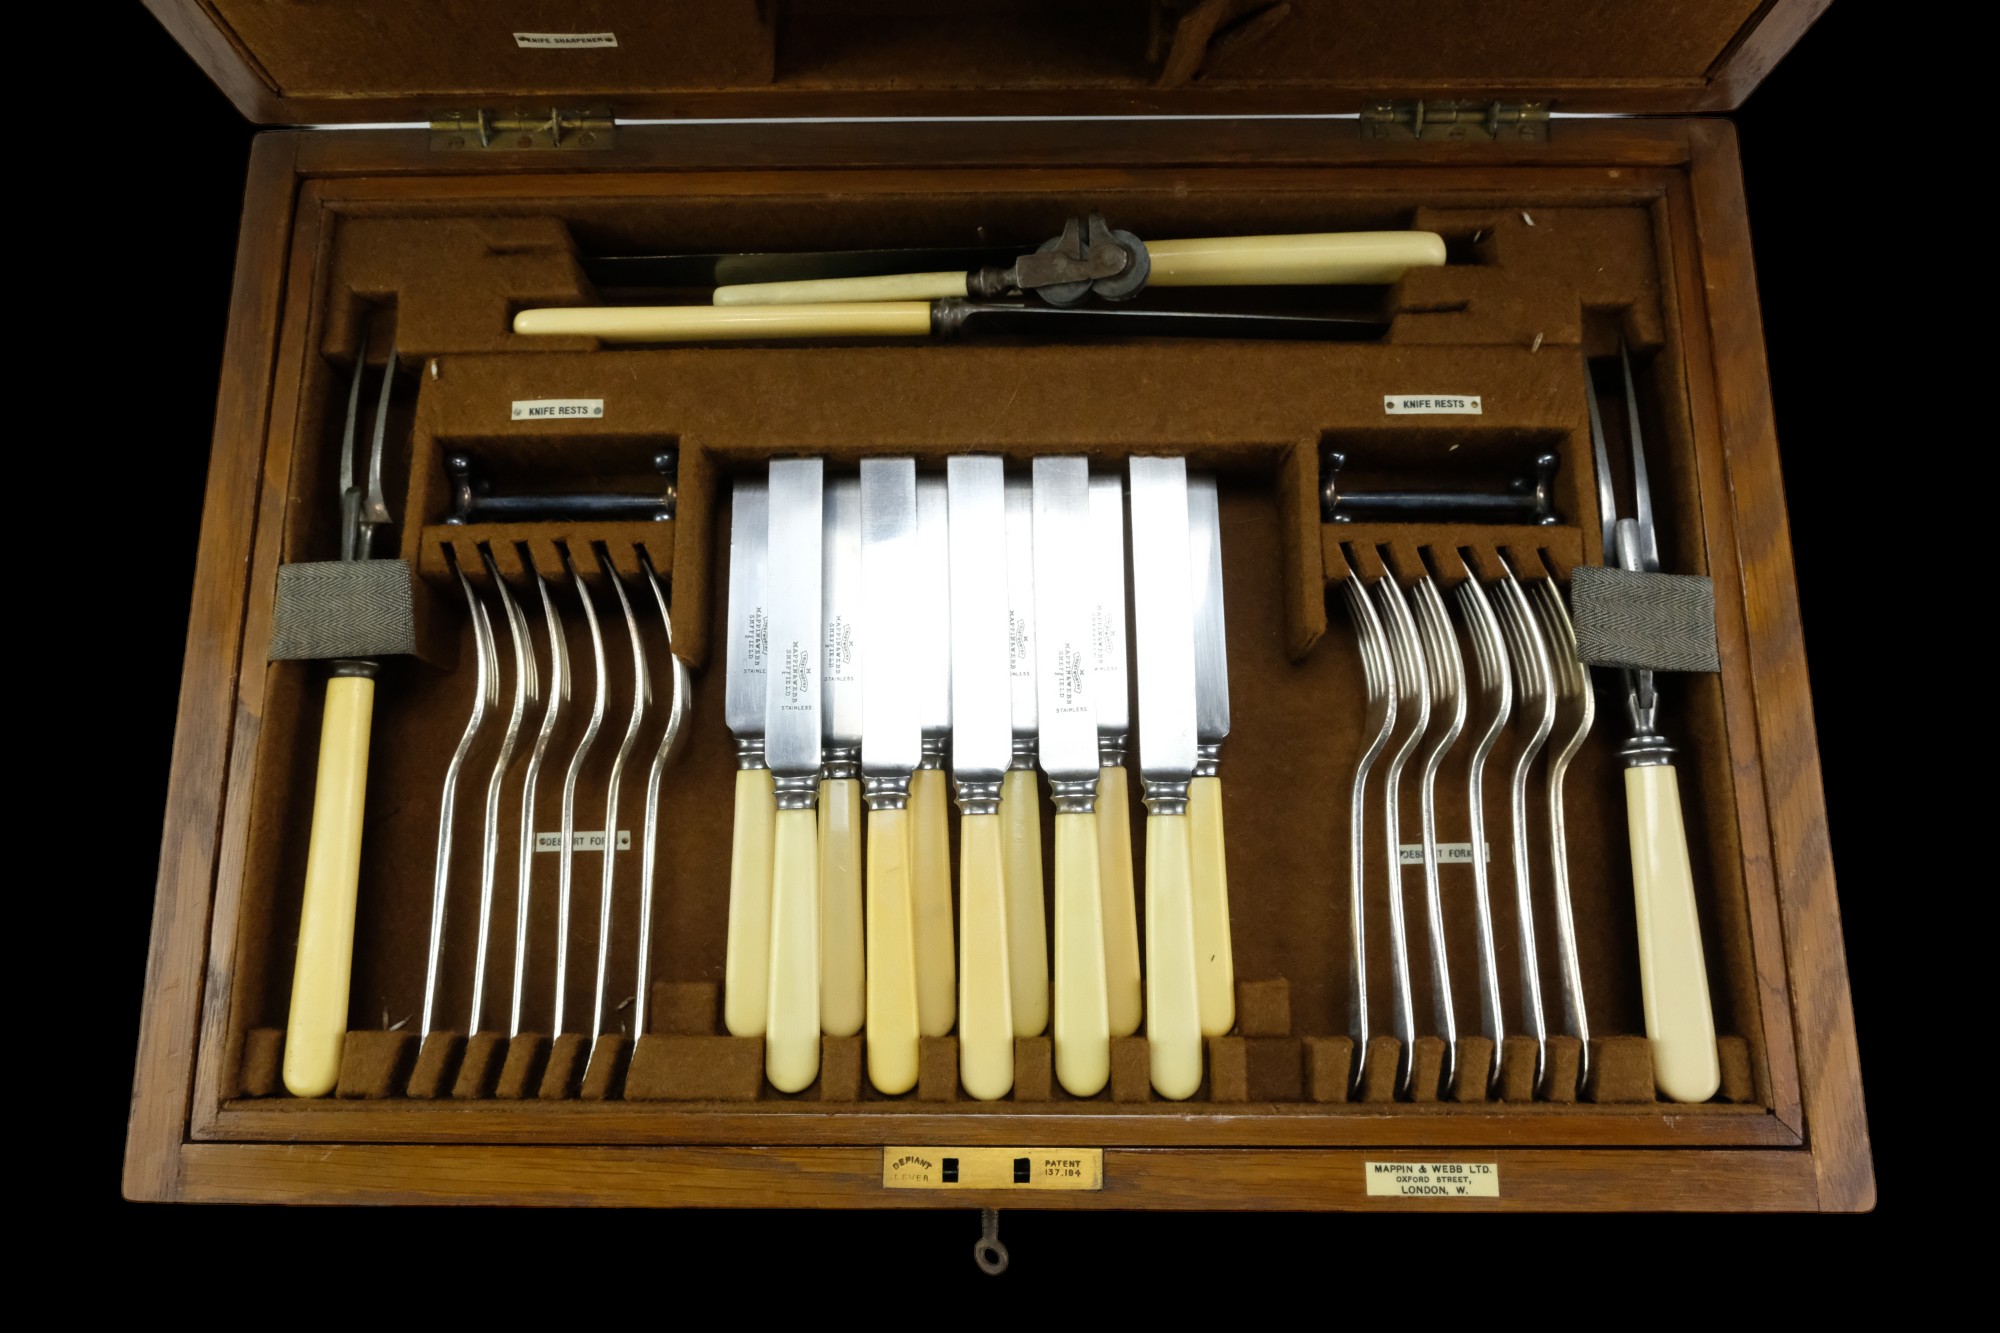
[226,182,1766,1115]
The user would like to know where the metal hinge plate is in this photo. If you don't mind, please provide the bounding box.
[1360,99,1549,143]
[430,107,615,151]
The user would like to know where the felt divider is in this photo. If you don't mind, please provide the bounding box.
[497,1036,549,1099]
[1305,1038,1356,1103]
[1449,1037,1496,1102]
[454,1033,507,1099]
[539,1034,591,1099]
[408,1033,465,1098]
[1407,1036,1447,1102]
[240,1029,284,1097]
[337,1032,415,1099]
[582,1035,630,1099]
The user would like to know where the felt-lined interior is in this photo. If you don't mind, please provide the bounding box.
[225,173,1769,1122]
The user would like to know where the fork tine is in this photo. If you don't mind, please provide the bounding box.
[1339,565,1397,1091]
[1526,570,1596,1091]
[1452,567,1511,1093]
[1492,564,1554,1092]
[1587,352,1619,568]
[1619,338,1659,573]
[1371,567,1429,1095]
[1409,570,1465,1092]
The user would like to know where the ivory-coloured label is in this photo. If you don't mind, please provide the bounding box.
[534,830,631,852]
[514,32,618,48]
[1384,394,1482,415]
[883,1147,1103,1191]
[1365,1161,1500,1198]
[513,398,605,420]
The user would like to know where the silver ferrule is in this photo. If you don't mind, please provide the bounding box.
[329,658,382,681]
[821,744,860,782]
[918,734,948,770]
[1009,735,1038,770]
[954,778,1004,816]
[773,772,820,810]
[864,773,912,810]
[733,735,767,772]
[1048,775,1099,815]
[1619,731,1675,769]
[1142,776,1191,816]
[1097,733,1128,769]
[1194,741,1222,779]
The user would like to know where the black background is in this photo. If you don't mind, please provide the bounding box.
[70,1,1913,1285]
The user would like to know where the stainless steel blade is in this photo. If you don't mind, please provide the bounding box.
[763,460,823,779]
[1086,475,1130,744]
[1187,473,1231,748]
[1126,457,1198,790]
[821,477,863,755]
[947,456,1010,794]
[914,475,953,748]
[1004,478,1039,744]
[1030,457,1099,786]
[584,243,1023,290]
[860,458,922,782]
[724,480,770,743]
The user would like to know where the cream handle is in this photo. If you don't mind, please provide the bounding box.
[1188,775,1236,1036]
[283,673,375,1098]
[715,270,971,307]
[817,777,865,1038]
[1052,810,1111,1097]
[1149,230,1446,287]
[999,767,1050,1035]
[1145,812,1204,1101]
[865,805,921,1095]
[723,766,777,1037]
[1626,764,1721,1103]
[957,813,1016,1100]
[513,302,934,342]
[909,768,958,1037]
[764,805,821,1093]
[1096,765,1143,1037]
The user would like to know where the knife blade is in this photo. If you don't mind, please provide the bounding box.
[1127,456,1204,1100]
[909,475,957,1038]
[721,480,776,1039]
[1000,478,1049,1037]
[1032,457,1110,1096]
[946,455,1015,1099]
[762,458,824,1092]
[1086,475,1141,1039]
[859,458,922,1094]
[1187,473,1237,1037]
[818,477,865,1039]
[584,243,1025,291]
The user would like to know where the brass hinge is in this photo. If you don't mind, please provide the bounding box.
[1360,99,1549,143]
[430,107,616,151]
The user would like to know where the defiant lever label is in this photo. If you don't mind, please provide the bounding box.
[513,398,605,420]
[1365,1161,1500,1198]
[883,1147,1103,1191]
[514,32,619,48]
[1385,394,1482,415]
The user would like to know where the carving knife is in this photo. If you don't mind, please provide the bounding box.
[1032,457,1111,1096]
[910,477,958,1037]
[1087,476,1142,1037]
[818,477,866,1038]
[946,455,1016,1099]
[1000,479,1050,1036]
[762,459,824,1092]
[722,480,776,1038]
[860,458,922,1094]
[1127,457,1205,1100]
[1187,474,1237,1036]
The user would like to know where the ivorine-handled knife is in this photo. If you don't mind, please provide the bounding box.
[1032,457,1111,1097]
[910,476,958,1038]
[818,477,866,1038]
[1000,479,1051,1036]
[946,456,1016,1100]
[1127,457,1205,1101]
[859,459,923,1094]
[1087,475,1142,1038]
[722,480,776,1038]
[762,459,824,1092]
[1187,474,1237,1037]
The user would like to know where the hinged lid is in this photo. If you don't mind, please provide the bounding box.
[149,1,1829,126]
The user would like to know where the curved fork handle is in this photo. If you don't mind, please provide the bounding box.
[1095,765,1142,1038]
[723,767,777,1037]
[284,672,375,1098]
[957,813,1016,1100]
[865,805,921,1095]
[909,768,958,1037]
[1145,812,1204,1101]
[999,767,1050,1035]
[1626,764,1720,1103]
[817,777,865,1037]
[1052,811,1110,1097]
[1188,775,1236,1036]
[764,806,821,1093]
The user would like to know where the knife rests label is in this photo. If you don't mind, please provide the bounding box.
[1384,394,1482,415]
[513,33,619,49]
[512,398,605,419]
[1365,1161,1500,1198]
[882,1147,1103,1191]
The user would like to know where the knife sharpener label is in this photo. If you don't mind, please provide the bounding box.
[882,1147,1103,1191]
[514,32,619,48]
[1365,1161,1499,1198]
[1398,842,1489,864]
[1384,395,1482,415]
[535,830,631,852]
[512,398,605,420]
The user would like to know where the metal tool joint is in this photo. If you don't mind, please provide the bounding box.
[1009,736,1039,770]
[1619,730,1675,769]
[864,774,912,810]
[774,772,821,811]
[734,736,767,771]
[821,745,860,782]
[918,734,948,770]
[1193,741,1222,779]
[328,658,383,680]
[953,779,1004,816]
[1142,777,1191,816]
[1048,776,1098,814]
[1097,733,1128,768]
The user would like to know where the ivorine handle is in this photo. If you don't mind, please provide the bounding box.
[513,302,934,342]
[957,813,1016,1101]
[1052,811,1111,1097]
[1625,764,1721,1103]
[817,777,865,1038]
[1148,230,1446,287]
[723,766,777,1037]
[999,767,1050,1036]
[1145,812,1204,1101]
[1188,774,1236,1037]
[763,806,821,1093]
[865,805,921,1095]
[715,271,971,307]
[909,768,957,1037]
[1096,765,1143,1037]
[283,673,375,1098]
